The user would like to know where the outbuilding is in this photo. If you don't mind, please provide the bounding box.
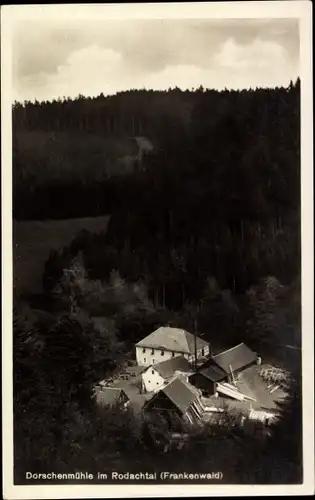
[143,375,205,428]
[189,364,226,397]
[93,387,130,409]
[202,342,258,384]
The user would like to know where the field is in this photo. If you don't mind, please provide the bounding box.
[13,215,110,295]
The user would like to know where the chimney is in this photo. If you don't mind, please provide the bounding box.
[209,343,213,359]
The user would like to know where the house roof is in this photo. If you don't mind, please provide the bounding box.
[93,387,128,407]
[136,326,208,354]
[212,343,257,374]
[151,355,192,380]
[197,364,226,382]
[160,375,200,414]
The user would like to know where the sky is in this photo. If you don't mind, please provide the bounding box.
[12,17,300,102]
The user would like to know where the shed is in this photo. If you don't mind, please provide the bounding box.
[189,365,226,396]
[93,387,130,409]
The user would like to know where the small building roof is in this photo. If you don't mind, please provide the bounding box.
[136,326,208,354]
[150,355,192,379]
[93,387,129,407]
[134,136,154,152]
[196,364,226,382]
[161,375,200,414]
[212,343,257,374]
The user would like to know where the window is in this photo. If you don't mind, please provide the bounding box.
[144,358,146,363]
[172,352,175,357]
[151,349,155,355]
[142,348,146,353]
[161,351,165,356]
[153,359,155,364]
[152,370,155,375]
[201,348,204,356]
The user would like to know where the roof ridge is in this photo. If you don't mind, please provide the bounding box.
[184,329,207,345]
[163,372,183,387]
[100,387,122,392]
[214,342,245,358]
[136,326,208,352]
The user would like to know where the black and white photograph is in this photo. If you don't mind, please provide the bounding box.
[1,2,314,498]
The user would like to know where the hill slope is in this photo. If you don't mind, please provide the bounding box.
[14,215,110,294]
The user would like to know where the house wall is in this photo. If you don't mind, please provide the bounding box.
[188,373,216,396]
[136,346,189,367]
[200,345,210,357]
[136,344,209,367]
[142,367,166,393]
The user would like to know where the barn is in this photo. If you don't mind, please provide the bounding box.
[189,364,226,397]
[143,375,204,428]
[200,343,258,384]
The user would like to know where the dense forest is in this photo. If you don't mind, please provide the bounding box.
[13,81,299,221]
[13,81,302,483]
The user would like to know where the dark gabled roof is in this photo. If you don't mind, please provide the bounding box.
[197,364,226,382]
[153,355,192,379]
[161,375,200,414]
[136,326,208,354]
[212,343,257,374]
[93,387,128,407]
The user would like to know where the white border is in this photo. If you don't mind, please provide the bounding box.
[1,2,314,498]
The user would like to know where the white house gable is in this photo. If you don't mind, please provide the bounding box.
[142,366,165,393]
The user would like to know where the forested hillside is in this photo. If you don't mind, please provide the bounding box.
[13,81,299,220]
[26,81,300,309]
[13,81,302,483]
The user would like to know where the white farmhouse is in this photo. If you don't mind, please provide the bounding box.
[141,355,193,393]
[135,326,210,367]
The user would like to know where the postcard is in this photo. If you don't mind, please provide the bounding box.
[1,2,314,498]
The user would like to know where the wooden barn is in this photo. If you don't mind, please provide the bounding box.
[202,343,258,384]
[143,375,204,428]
